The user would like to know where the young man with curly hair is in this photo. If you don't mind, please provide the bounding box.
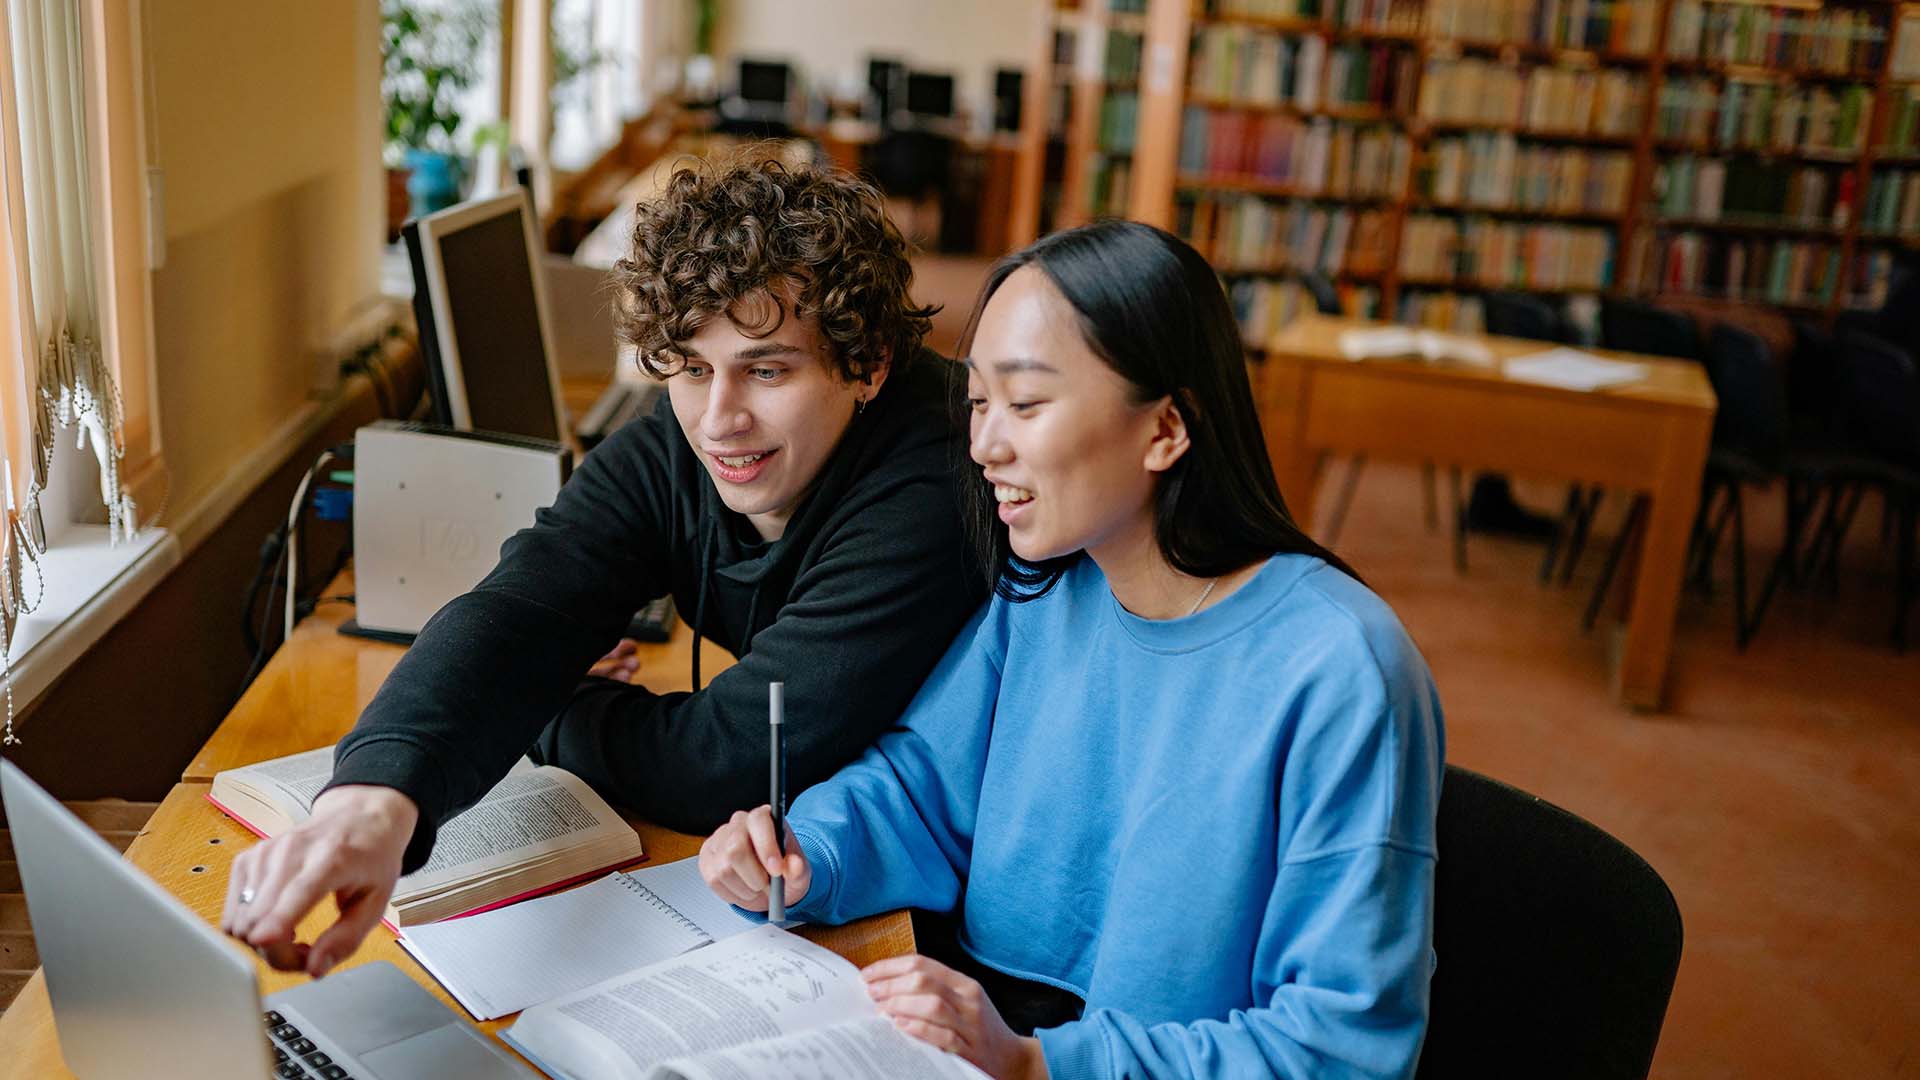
[220,159,985,978]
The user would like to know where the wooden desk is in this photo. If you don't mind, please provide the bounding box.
[2,574,914,1078]
[1259,316,1717,710]
[187,568,721,782]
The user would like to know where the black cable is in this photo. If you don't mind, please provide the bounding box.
[238,529,286,658]
[239,536,290,692]
[236,443,354,699]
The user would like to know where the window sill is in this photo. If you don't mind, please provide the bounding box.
[6,525,182,713]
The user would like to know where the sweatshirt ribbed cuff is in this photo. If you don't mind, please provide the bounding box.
[323,738,448,875]
[788,826,839,921]
[1036,1021,1110,1080]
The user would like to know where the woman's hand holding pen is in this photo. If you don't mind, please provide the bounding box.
[698,804,811,910]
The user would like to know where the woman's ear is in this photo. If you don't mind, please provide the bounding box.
[1143,395,1192,474]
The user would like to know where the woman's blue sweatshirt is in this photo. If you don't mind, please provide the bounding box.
[786,553,1445,1080]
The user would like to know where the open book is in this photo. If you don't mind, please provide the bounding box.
[208,746,645,927]
[502,924,989,1080]
[1337,326,1495,367]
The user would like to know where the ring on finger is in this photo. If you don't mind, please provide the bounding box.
[239,886,257,905]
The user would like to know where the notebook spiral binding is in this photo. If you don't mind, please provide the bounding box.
[615,873,713,943]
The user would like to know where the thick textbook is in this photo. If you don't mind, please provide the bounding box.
[208,746,645,927]
[503,925,989,1080]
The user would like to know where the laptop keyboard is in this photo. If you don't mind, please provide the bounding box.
[263,1010,354,1080]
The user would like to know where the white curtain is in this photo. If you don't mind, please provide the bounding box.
[0,0,135,743]
[6,0,135,553]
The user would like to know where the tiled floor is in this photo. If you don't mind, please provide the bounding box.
[1327,464,1920,1080]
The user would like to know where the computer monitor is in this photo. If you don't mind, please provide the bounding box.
[905,71,955,120]
[402,190,568,444]
[738,59,793,106]
[868,58,905,126]
[994,68,1025,132]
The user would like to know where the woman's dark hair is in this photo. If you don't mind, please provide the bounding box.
[956,219,1357,600]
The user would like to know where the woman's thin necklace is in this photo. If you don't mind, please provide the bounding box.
[1185,577,1218,617]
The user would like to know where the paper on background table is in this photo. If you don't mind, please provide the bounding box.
[398,857,767,1020]
[1337,326,1494,366]
[1504,347,1651,392]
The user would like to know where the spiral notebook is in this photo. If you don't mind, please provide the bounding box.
[397,857,771,1020]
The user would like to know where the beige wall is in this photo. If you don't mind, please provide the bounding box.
[712,0,1043,128]
[146,0,383,513]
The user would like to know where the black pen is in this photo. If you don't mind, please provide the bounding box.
[768,681,787,923]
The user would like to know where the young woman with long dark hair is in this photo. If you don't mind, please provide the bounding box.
[700,220,1445,1080]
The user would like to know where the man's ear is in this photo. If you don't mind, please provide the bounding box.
[1143,395,1192,474]
[862,348,894,396]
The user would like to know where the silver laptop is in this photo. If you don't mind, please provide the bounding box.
[1,760,531,1080]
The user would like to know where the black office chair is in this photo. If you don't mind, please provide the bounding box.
[1575,301,1709,629]
[1600,298,1702,363]
[1483,291,1561,342]
[1833,331,1920,647]
[1302,271,1342,317]
[1417,766,1683,1080]
[1677,325,1793,648]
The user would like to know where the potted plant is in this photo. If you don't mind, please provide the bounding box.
[382,0,492,222]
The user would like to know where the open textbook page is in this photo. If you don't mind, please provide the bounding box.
[503,925,988,1080]
[208,746,643,926]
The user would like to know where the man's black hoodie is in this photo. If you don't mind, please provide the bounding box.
[326,354,984,873]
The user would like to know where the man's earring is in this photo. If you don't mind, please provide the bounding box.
[856,397,868,416]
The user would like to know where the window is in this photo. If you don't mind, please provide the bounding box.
[0,0,172,735]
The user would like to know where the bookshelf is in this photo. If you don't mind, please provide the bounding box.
[1013,0,1920,340]
[1008,0,1153,242]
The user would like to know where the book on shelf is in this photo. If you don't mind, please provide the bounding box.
[1229,276,1383,345]
[208,746,645,928]
[1882,88,1920,159]
[1192,25,1386,111]
[1896,8,1920,83]
[1208,0,1327,21]
[1656,78,1872,156]
[1647,231,1842,307]
[1400,214,1614,290]
[1426,0,1660,56]
[1395,289,1488,334]
[1656,155,1844,226]
[1417,56,1643,137]
[501,925,990,1080]
[1177,107,1408,195]
[1099,90,1139,153]
[1851,250,1896,311]
[1421,133,1630,214]
[1104,28,1144,83]
[1863,170,1920,238]
[1177,194,1388,276]
[1666,0,1888,75]
[1090,154,1134,218]
[1327,0,1422,35]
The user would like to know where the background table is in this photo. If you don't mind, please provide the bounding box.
[1258,316,1717,710]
